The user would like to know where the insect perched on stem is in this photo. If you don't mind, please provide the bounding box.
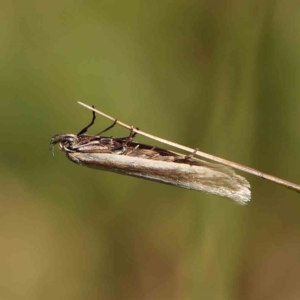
[50,103,300,205]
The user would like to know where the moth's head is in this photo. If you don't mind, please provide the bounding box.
[49,134,78,156]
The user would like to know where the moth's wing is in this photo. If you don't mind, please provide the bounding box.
[66,151,251,204]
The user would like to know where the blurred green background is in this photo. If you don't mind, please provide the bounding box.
[1,1,300,299]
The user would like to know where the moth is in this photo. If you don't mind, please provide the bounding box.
[50,109,251,205]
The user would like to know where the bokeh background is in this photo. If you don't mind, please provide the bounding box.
[1,1,300,299]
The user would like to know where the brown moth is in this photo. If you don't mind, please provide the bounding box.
[50,109,251,205]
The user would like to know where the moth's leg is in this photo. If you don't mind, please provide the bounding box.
[95,119,118,136]
[185,148,198,159]
[174,148,199,165]
[176,148,200,165]
[125,126,139,144]
[77,106,96,135]
[125,144,140,155]
[120,126,138,154]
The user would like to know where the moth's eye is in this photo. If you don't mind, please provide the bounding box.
[65,140,73,148]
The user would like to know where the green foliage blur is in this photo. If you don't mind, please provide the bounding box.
[1,1,300,299]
